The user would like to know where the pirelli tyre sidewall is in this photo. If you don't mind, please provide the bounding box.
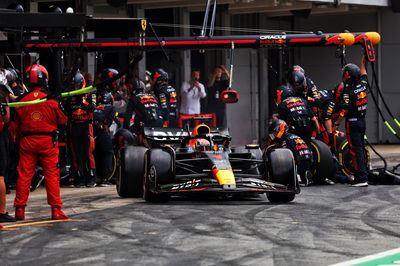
[309,139,335,184]
[265,148,297,203]
[143,148,173,203]
[338,139,370,176]
[336,135,346,153]
[106,153,117,182]
[116,145,147,198]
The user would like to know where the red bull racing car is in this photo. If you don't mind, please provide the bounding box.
[115,124,300,203]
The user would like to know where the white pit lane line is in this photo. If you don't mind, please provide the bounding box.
[330,248,400,266]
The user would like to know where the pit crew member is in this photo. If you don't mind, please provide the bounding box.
[151,68,178,127]
[266,119,313,186]
[13,64,68,220]
[123,80,164,134]
[93,92,120,186]
[65,71,96,187]
[335,57,369,187]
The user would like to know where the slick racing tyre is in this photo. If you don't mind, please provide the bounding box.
[265,148,297,203]
[309,139,335,184]
[143,148,173,203]
[338,139,370,176]
[105,154,117,182]
[146,148,174,185]
[335,135,346,153]
[116,145,147,198]
[143,165,171,203]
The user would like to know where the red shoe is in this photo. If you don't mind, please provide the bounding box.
[0,224,3,230]
[51,207,69,220]
[15,206,25,221]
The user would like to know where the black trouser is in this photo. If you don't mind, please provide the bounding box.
[295,155,313,184]
[345,118,368,182]
[94,130,113,181]
[69,122,96,184]
[3,129,19,187]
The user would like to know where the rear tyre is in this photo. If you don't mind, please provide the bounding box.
[106,154,117,182]
[116,146,147,198]
[309,139,335,184]
[335,135,346,153]
[265,148,297,203]
[338,139,370,176]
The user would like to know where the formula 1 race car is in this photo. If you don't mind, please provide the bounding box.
[116,124,300,203]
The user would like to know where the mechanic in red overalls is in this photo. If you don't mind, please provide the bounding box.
[13,64,68,220]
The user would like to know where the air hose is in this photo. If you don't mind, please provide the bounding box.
[370,62,400,128]
[366,73,400,140]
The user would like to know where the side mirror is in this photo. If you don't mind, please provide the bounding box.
[220,89,239,103]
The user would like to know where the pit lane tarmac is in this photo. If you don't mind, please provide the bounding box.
[1,183,400,266]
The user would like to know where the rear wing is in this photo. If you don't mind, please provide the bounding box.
[143,127,190,143]
[143,127,230,143]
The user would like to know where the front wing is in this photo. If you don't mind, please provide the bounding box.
[154,177,297,195]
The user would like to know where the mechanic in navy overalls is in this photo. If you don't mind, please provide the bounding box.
[266,119,314,186]
[93,92,120,187]
[335,57,369,187]
[288,66,336,153]
[123,80,164,134]
[65,72,96,188]
[275,86,316,144]
[150,68,178,127]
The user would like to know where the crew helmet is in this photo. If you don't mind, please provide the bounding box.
[268,119,289,141]
[274,85,295,104]
[72,71,86,90]
[132,79,146,95]
[342,63,361,85]
[101,68,119,90]
[98,92,114,105]
[24,64,48,88]
[151,68,168,85]
[287,70,306,89]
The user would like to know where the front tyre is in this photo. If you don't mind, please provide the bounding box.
[265,148,297,203]
[143,165,170,203]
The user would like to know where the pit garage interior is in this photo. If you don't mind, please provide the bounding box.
[1,0,399,145]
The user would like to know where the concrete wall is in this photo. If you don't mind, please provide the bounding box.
[226,49,260,145]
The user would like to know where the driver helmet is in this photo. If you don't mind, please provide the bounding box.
[268,119,289,141]
[195,139,211,151]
